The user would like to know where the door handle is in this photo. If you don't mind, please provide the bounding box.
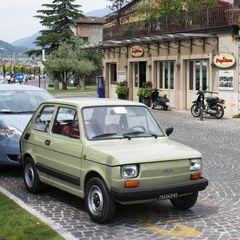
[45,140,51,146]
[24,133,30,140]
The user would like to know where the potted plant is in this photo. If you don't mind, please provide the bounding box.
[115,81,129,100]
[137,87,145,103]
[142,81,152,107]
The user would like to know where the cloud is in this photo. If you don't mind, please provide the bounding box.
[0,0,108,43]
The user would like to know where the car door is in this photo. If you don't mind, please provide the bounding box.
[30,104,83,196]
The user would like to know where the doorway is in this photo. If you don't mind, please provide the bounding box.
[156,61,175,107]
[186,60,209,109]
[131,61,147,101]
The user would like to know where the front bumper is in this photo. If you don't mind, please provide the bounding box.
[110,177,208,201]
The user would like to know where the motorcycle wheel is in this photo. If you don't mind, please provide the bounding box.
[214,104,224,119]
[191,103,200,117]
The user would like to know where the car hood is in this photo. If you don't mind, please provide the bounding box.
[0,114,32,132]
[84,137,201,166]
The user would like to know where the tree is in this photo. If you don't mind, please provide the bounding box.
[44,37,102,90]
[137,0,218,19]
[44,43,78,89]
[184,0,218,12]
[107,0,132,24]
[30,0,83,56]
[75,60,96,89]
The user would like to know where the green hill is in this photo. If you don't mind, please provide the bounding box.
[0,40,28,58]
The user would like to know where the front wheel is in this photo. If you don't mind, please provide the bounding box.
[23,157,43,194]
[214,104,224,119]
[170,192,198,210]
[191,103,200,117]
[85,177,116,224]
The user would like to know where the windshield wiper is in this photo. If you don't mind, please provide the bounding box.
[92,133,118,139]
[123,131,160,139]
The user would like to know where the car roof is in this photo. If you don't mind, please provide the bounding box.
[0,84,45,91]
[42,98,145,108]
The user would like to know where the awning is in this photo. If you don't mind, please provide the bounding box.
[80,33,217,50]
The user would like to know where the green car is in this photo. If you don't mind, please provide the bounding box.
[20,99,208,223]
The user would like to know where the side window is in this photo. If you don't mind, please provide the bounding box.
[32,106,55,132]
[52,107,80,139]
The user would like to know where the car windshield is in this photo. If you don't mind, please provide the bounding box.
[0,90,52,113]
[82,106,165,140]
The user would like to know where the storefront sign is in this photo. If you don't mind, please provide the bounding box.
[130,45,144,57]
[213,53,235,68]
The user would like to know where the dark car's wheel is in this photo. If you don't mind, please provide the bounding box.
[191,104,200,117]
[170,192,198,210]
[23,157,43,194]
[85,177,116,224]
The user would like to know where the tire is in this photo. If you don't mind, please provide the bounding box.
[23,157,43,194]
[214,104,224,119]
[170,192,198,210]
[191,103,200,117]
[163,105,168,111]
[85,177,116,224]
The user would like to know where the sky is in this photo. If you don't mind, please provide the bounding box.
[0,0,108,43]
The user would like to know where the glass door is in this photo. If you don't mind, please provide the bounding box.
[187,60,208,109]
[156,61,175,107]
[132,62,147,102]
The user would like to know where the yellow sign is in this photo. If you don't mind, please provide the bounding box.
[213,53,235,68]
[130,45,144,57]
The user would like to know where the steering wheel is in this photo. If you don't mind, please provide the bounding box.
[128,125,146,132]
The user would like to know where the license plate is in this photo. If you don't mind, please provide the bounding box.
[159,193,178,200]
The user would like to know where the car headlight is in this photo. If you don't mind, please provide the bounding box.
[0,126,22,140]
[121,165,138,179]
[189,159,202,171]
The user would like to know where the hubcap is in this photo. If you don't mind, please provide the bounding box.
[87,185,103,216]
[25,163,35,188]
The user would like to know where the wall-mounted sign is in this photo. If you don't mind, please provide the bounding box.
[213,53,235,68]
[130,45,144,57]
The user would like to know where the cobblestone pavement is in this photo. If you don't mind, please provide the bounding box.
[1,109,240,240]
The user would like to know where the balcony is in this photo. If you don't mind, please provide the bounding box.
[103,6,240,41]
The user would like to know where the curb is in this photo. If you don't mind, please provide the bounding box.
[0,187,77,240]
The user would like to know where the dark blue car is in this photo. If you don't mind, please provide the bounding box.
[0,84,53,166]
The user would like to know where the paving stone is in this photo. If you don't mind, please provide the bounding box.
[1,110,240,239]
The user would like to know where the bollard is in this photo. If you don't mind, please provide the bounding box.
[200,93,204,121]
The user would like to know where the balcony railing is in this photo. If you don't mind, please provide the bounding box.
[103,6,240,41]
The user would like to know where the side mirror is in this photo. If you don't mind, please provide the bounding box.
[165,127,173,136]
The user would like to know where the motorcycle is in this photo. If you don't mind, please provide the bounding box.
[191,90,225,119]
[151,88,169,111]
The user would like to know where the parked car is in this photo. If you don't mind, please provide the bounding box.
[0,77,8,84]
[20,99,208,223]
[0,85,53,166]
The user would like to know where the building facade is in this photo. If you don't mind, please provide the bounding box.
[99,0,240,116]
[76,16,105,44]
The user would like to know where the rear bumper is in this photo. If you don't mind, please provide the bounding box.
[110,178,208,201]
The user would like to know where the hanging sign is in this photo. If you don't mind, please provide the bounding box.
[130,45,144,57]
[213,53,235,68]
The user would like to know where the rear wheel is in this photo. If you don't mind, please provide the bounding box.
[23,157,43,193]
[170,192,198,210]
[191,103,200,117]
[214,104,224,119]
[85,177,116,224]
